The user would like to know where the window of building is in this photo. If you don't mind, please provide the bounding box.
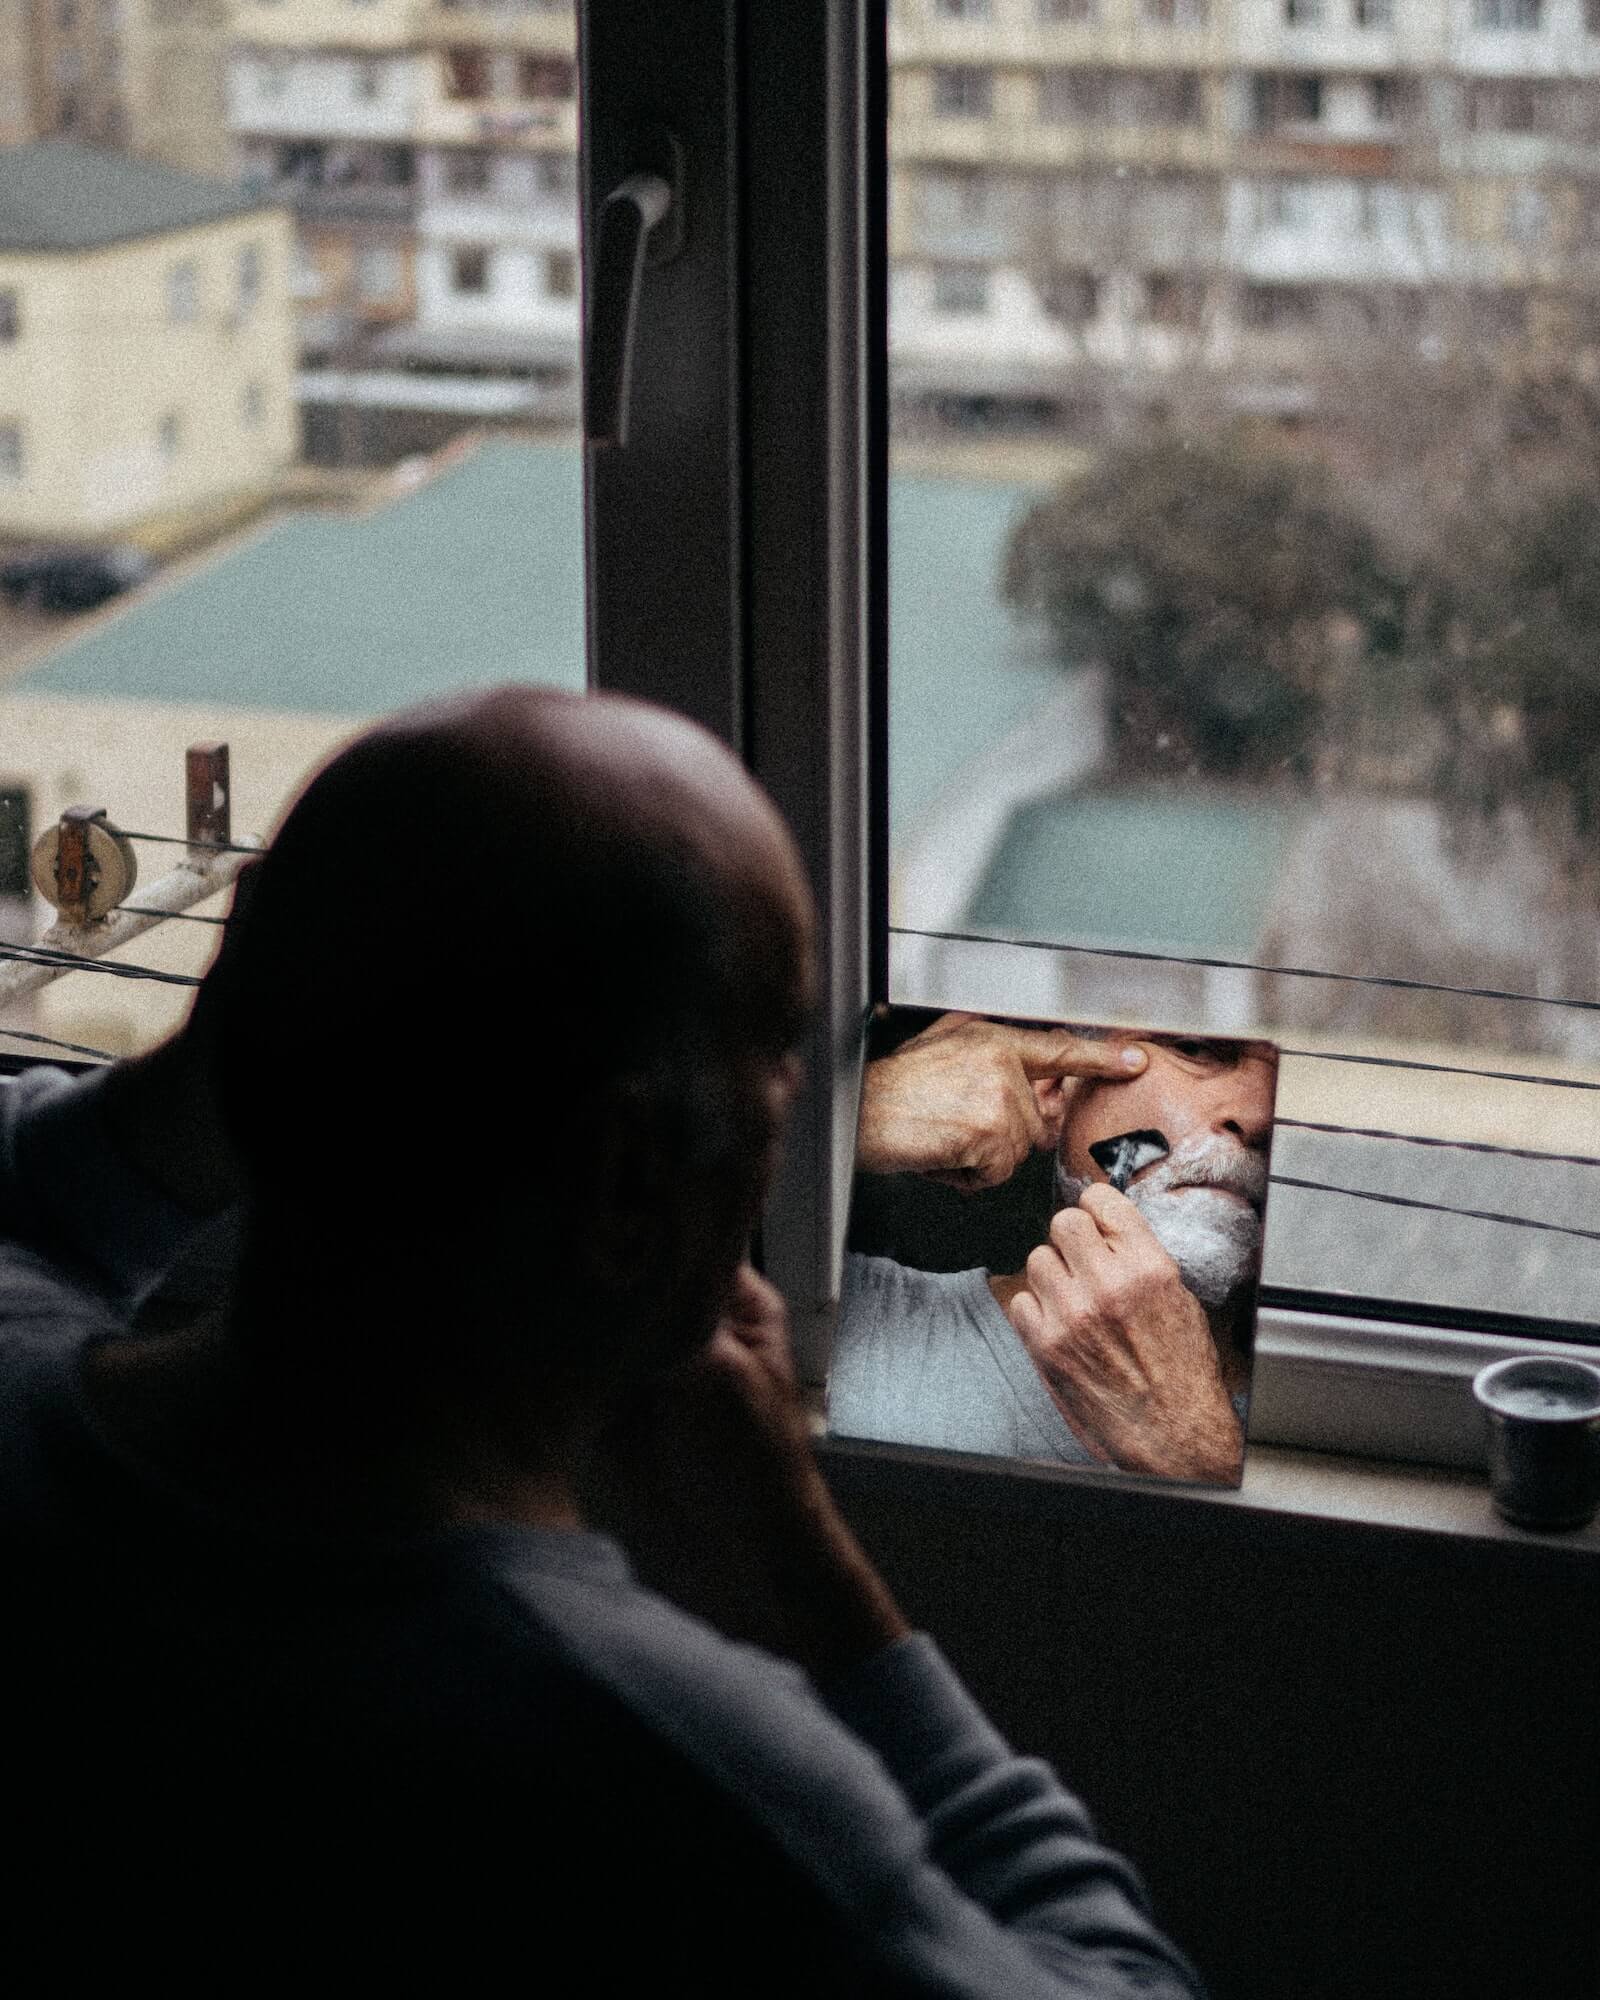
[1039,67,1109,122]
[445,48,489,99]
[1037,0,1095,19]
[450,245,491,294]
[166,260,198,325]
[0,422,21,484]
[1368,76,1401,125]
[445,148,494,195]
[1354,0,1393,22]
[1284,0,1324,21]
[1505,186,1550,245]
[356,242,403,301]
[1474,0,1541,24]
[1122,72,1204,126]
[519,56,575,100]
[0,290,17,344]
[535,153,577,196]
[924,166,993,231]
[931,66,993,118]
[352,58,383,102]
[1259,177,1315,227]
[1588,0,1600,31]
[1144,271,1205,327]
[935,0,992,16]
[930,264,989,314]
[157,410,182,460]
[545,248,578,299]
[1254,73,1324,130]
[1468,81,1540,133]
[1141,0,1209,20]
[237,243,262,316]
[1240,280,1318,327]
[1039,267,1099,324]
[240,381,264,429]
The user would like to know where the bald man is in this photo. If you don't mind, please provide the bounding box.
[0,691,1202,1994]
[831,1014,1275,1485]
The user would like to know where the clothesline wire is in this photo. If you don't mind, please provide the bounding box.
[1272,1117,1600,1172]
[0,944,202,988]
[0,1027,119,1062]
[1277,1046,1600,1093]
[889,923,1600,1017]
[119,905,232,928]
[116,828,264,857]
[1268,1174,1600,1246]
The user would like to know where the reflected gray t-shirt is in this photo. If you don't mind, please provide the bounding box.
[828,1253,1099,1465]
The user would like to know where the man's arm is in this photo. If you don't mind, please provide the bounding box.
[857,1013,1146,1190]
[598,1267,1206,1997]
[1004,1187,1243,1484]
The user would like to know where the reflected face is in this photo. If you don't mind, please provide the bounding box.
[1057,1035,1277,1308]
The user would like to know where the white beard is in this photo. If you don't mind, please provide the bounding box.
[1055,1133,1266,1309]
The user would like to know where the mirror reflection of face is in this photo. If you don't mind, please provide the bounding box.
[1062,1034,1277,1203]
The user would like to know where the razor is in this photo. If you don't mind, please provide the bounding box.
[1088,1128,1170,1193]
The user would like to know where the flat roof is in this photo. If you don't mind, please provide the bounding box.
[0,142,278,253]
[20,440,587,711]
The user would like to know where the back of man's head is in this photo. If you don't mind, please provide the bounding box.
[209,688,812,1380]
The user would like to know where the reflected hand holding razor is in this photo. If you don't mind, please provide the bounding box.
[1089,1128,1171,1194]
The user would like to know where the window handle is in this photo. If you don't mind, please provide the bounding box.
[586,167,676,450]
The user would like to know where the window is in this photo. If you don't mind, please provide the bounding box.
[1505,186,1550,245]
[1469,82,1540,133]
[450,244,491,293]
[1283,0,1324,20]
[1588,0,1600,31]
[545,248,577,299]
[445,149,494,195]
[519,56,575,100]
[1355,0,1393,22]
[352,58,382,103]
[931,66,992,118]
[1038,0,1097,16]
[1141,0,1208,20]
[1259,177,1314,227]
[1368,76,1400,126]
[1254,74,1323,130]
[355,242,403,301]
[445,49,489,99]
[535,153,577,196]
[935,0,991,15]
[0,290,17,343]
[1039,267,1099,324]
[0,422,21,484]
[237,243,262,316]
[1241,280,1317,326]
[167,260,198,324]
[239,381,264,429]
[158,409,182,460]
[1144,271,1205,327]
[1474,0,1541,23]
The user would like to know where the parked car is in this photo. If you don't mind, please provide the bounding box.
[0,545,153,614]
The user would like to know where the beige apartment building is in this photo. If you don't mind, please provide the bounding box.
[888,0,1600,428]
[228,0,580,429]
[0,143,296,540]
[0,0,231,176]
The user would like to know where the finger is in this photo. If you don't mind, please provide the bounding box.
[1077,1182,1160,1248]
[911,1010,982,1045]
[1048,1204,1109,1271]
[1006,1284,1046,1349]
[998,1029,1148,1083]
[1031,1074,1070,1149]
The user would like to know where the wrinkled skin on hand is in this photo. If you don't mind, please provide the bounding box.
[1003,1185,1244,1485]
[857,1012,1145,1192]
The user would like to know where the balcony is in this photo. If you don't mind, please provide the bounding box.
[420,2,575,53]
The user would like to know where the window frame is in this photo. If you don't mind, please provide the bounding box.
[578,0,1600,1469]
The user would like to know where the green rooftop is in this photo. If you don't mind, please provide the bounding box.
[966,785,1309,959]
[0,141,277,253]
[23,440,588,711]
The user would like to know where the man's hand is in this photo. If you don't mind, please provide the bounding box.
[590,1266,908,1683]
[1004,1186,1243,1484]
[857,1012,1146,1190]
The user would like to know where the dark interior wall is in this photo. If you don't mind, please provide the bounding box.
[823,1447,1599,2000]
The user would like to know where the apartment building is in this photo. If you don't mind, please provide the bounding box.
[0,142,295,538]
[0,0,232,177]
[888,0,1600,429]
[229,0,579,427]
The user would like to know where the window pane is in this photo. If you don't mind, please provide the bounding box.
[887,2,1600,1328]
[0,11,584,1061]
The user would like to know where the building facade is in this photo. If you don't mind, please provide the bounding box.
[0,144,296,539]
[0,0,232,177]
[887,0,1600,430]
[229,0,580,427]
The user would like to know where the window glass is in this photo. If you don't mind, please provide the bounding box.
[887,0,1600,1329]
[0,6,584,1062]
